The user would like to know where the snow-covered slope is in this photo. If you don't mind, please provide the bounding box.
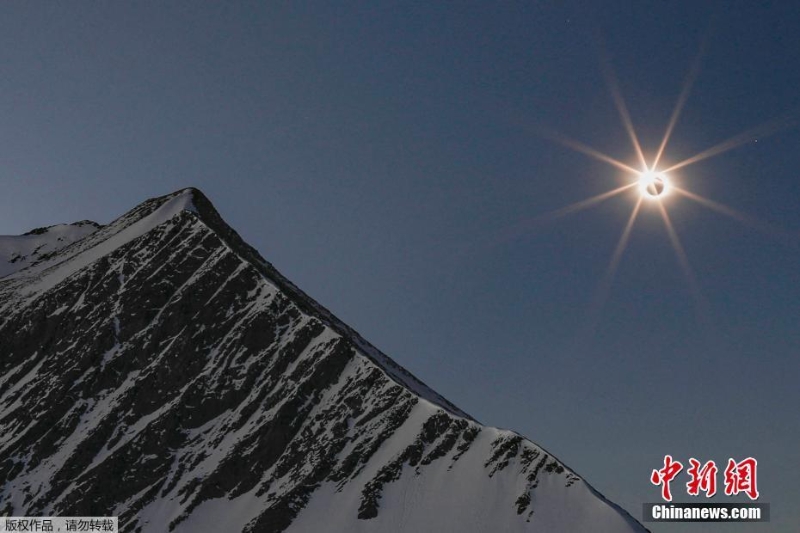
[0,221,101,279]
[0,188,647,532]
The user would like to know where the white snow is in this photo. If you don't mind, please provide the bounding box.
[289,418,639,533]
[0,222,100,278]
[5,189,197,304]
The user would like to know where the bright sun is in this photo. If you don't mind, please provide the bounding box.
[523,40,797,330]
[638,171,670,199]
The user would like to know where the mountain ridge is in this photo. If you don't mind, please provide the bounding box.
[0,220,102,280]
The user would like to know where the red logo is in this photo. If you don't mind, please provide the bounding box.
[686,458,718,497]
[724,457,759,500]
[651,455,683,502]
[652,455,758,501]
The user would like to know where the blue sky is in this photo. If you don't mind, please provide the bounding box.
[2,2,799,530]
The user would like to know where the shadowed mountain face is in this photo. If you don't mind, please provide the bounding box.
[0,189,646,532]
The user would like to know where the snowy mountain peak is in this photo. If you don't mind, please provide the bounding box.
[0,188,647,532]
[0,189,204,306]
[0,220,103,279]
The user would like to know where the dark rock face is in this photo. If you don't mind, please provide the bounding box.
[0,189,646,533]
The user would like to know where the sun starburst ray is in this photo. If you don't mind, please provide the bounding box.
[587,196,644,327]
[598,51,648,170]
[657,203,708,320]
[651,40,707,170]
[540,129,641,174]
[663,113,798,174]
[518,183,637,226]
[672,186,799,241]
[489,183,638,247]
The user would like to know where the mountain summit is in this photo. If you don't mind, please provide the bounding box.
[0,188,646,532]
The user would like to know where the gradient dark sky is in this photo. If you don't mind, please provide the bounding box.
[2,2,799,531]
